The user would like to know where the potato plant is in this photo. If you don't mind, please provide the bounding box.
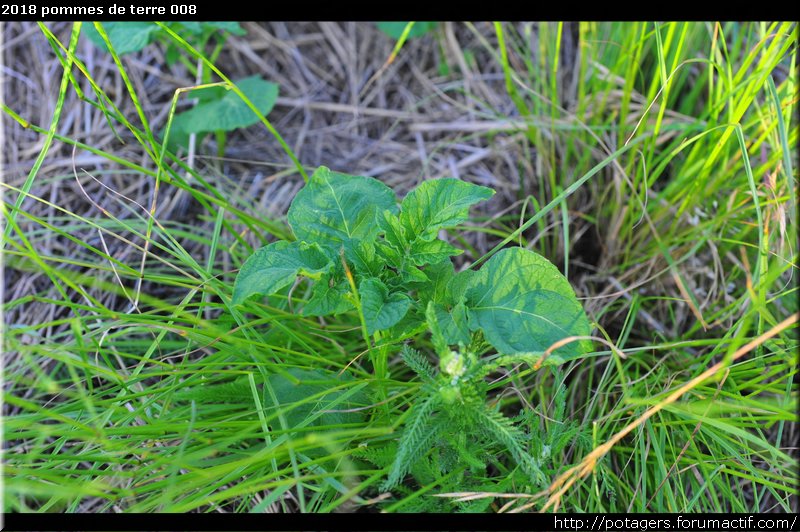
[233,166,592,491]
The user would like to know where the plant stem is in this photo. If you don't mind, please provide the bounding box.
[339,248,386,404]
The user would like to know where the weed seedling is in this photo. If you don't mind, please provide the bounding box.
[85,22,278,156]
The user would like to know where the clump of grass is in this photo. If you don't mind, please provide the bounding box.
[2,21,797,513]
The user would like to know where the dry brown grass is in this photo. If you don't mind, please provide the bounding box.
[3,22,585,327]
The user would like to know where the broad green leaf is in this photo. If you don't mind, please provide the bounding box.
[174,21,246,36]
[85,21,244,56]
[266,368,367,428]
[420,260,474,306]
[400,179,494,240]
[178,76,278,134]
[359,278,411,334]
[378,210,409,253]
[419,260,455,304]
[421,263,472,346]
[432,301,471,346]
[288,167,397,254]
[376,240,402,267]
[384,262,427,293]
[301,274,354,317]
[377,22,437,39]
[448,268,476,302]
[163,22,244,65]
[162,112,193,152]
[173,21,203,34]
[408,238,462,266]
[348,240,382,278]
[173,376,252,403]
[375,212,410,271]
[465,248,592,363]
[83,22,161,55]
[200,21,247,35]
[164,44,181,66]
[399,264,428,285]
[163,76,278,151]
[193,84,230,103]
[386,308,427,340]
[232,241,331,306]
[417,259,456,304]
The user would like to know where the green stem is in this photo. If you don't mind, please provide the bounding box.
[215,130,226,160]
[494,22,528,119]
[339,249,385,404]
[155,22,308,183]
[4,22,80,246]
[373,331,390,384]
[471,134,649,269]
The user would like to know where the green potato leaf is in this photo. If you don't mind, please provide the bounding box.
[288,167,398,255]
[162,76,278,152]
[465,247,592,363]
[447,268,476,303]
[232,240,332,306]
[175,21,246,36]
[386,308,427,341]
[85,22,245,56]
[83,22,161,55]
[400,179,494,240]
[399,264,429,285]
[420,260,474,306]
[200,21,246,35]
[348,240,382,278]
[302,273,354,317]
[266,368,367,429]
[178,76,278,134]
[359,277,411,334]
[378,210,409,254]
[419,259,455,305]
[432,301,471,346]
[161,112,193,152]
[376,22,438,39]
[421,262,472,347]
[408,238,462,266]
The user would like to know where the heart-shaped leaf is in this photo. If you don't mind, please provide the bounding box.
[359,277,411,334]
